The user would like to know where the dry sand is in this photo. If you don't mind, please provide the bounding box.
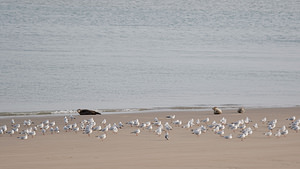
[1,107,300,169]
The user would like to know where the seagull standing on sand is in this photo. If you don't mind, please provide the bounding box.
[275,130,281,137]
[17,134,28,140]
[146,125,153,131]
[264,131,272,137]
[96,134,107,141]
[11,119,15,126]
[155,127,162,136]
[64,116,69,124]
[286,116,296,121]
[29,131,36,138]
[238,133,246,141]
[42,128,46,135]
[192,128,202,136]
[224,134,233,139]
[261,117,267,124]
[6,130,14,136]
[165,132,169,140]
[131,129,141,136]
[201,117,209,124]
[102,119,107,125]
[112,126,118,134]
[54,126,60,134]
[281,129,288,137]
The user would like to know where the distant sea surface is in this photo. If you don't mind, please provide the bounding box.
[1,0,300,115]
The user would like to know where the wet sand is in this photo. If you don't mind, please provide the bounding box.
[1,107,300,169]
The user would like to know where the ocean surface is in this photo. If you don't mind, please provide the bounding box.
[1,0,300,115]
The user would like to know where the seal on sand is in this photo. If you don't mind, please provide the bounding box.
[237,107,245,113]
[212,107,222,115]
[77,109,101,115]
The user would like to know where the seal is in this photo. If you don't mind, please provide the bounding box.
[212,107,222,115]
[77,109,101,115]
[237,107,245,113]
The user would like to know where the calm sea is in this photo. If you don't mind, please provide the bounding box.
[1,0,300,115]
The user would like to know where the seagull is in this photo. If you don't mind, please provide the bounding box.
[63,126,69,132]
[102,119,107,125]
[201,117,209,124]
[69,115,76,121]
[275,130,281,137]
[166,115,175,120]
[164,122,173,132]
[112,126,118,134]
[118,122,124,128]
[238,133,246,141]
[286,116,296,121]
[261,117,267,124]
[192,129,201,136]
[96,134,107,141]
[280,125,286,132]
[101,126,109,133]
[140,123,147,130]
[173,120,182,127]
[1,125,8,132]
[83,128,92,136]
[253,123,258,129]
[73,127,79,133]
[165,132,169,140]
[93,126,102,131]
[49,121,56,127]
[281,129,288,137]
[17,134,28,140]
[54,126,60,134]
[28,131,36,138]
[42,128,46,135]
[131,129,141,136]
[64,116,69,124]
[146,125,153,131]
[155,128,162,136]
[196,119,201,126]
[264,131,272,137]
[6,130,14,136]
[50,127,54,134]
[244,117,252,124]
[292,125,300,132]
[224,134,233,139]
[216,130,225,136]
[11,119,15,126]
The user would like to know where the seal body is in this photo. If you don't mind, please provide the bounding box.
[237,107,245,113]
[77,109,101,115]
[212,107,222,115]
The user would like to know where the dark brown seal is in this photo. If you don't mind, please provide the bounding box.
[77,109,101,115]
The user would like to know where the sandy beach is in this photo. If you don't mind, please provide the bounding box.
[1,107,300,169]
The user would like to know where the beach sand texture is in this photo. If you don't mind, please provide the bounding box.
[1,107,300,169]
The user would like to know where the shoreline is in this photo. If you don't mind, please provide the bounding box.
[1,105,299,118]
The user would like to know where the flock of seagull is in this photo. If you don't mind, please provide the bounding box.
[0,112,299,142]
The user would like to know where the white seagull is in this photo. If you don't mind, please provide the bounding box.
[96,134,107,141]
[224,134,233,139]
[131,129,141,136]
[17,134,28,140]
[165,132,169,140]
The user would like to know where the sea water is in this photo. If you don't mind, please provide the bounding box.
[1,0,300,114]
